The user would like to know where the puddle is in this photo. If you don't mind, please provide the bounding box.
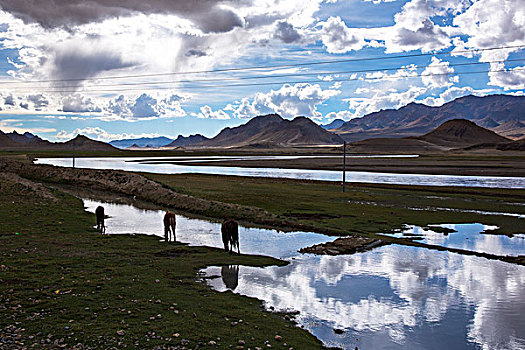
[380,223,525,257]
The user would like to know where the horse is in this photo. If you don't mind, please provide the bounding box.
[163,211,176,242]
[221,219,239,254]
[95,206,105,233]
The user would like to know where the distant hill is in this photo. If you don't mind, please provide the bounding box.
[109,136,173,149]
[348,119,512,153]
[201,114,344,147]
[419,119,509,147]
[321,119,345,130]
[0,131,117,151]
[167,134,210,147]
[58,135,118,152]
[334,94,525,141]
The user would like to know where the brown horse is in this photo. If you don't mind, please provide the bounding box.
[221,219,239,254]
[95,206,105,233]
[163,211,176,242]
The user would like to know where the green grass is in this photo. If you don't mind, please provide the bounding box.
[0,178,324,349]
[146,173,525,237]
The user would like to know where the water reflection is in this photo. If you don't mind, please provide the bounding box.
[82,199,334,259]
[221,265,239,290]
[36,157,525,189]
[381,223,525,257]
[204,246,525,350]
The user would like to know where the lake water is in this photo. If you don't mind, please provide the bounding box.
[82,198,525,350]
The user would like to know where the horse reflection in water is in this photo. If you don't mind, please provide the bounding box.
[163,211,176,242]
[221,265,239,290]
[221,219,239,254]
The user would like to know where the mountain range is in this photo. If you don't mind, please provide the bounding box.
[167,134,210,147]
[331,94,525,141]
[0,131,116,151]
[109,137,174,149]
[197,114,343,148]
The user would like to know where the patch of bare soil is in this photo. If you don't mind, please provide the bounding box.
[300,236,386,255]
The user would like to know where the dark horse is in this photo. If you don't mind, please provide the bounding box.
[163,211,176,242]
[95,206,105,233]
[221,219,239,254]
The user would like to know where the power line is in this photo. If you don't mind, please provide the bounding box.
[1,44,524,85]
[15,67,525,94]
[4,58,524,90]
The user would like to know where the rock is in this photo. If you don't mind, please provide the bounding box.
[274,335,282,341]
[238,339,246,345]
[116,330,125,336]
[334,328,344,334]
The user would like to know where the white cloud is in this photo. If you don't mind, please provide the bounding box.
[452,0,525,61]
[105,93,186,120]
[55,126,162,142]
[422,57,458,88]
[343,85,428,118]
[319,16,366,54]
[196,105,231,119]
[487,63,525,90]
[62,94,102,113]
[421,86,494,106]
[229,83,341,119]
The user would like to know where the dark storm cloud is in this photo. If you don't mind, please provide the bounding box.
[274,21,301,43]
[0,0,245,33]
[52,47,136,83]
[185,49,207,57]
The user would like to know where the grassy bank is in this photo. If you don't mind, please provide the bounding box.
[0,176,324,349]
[147,173,525,237]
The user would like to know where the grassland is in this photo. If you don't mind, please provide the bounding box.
[0,175,324,349]
[146,173,525,237]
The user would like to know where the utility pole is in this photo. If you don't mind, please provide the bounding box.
[72,141,76,168]
[342,141,346,192]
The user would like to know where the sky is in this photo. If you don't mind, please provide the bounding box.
[0,0,524,142]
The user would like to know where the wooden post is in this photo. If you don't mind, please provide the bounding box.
[72,142,76,168]
[342,141,346,192]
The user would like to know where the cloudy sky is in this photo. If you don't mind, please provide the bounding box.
[0,0,524,142]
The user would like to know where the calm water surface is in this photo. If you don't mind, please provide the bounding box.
[380,223,525,257]
[83,198,525,350]
[36,157,525,188]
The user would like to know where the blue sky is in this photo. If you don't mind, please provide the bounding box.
[0,0,523,142]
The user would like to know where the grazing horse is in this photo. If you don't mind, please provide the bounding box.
[95,206,105,233]
[221,219,239,254]
[163,211,176,242]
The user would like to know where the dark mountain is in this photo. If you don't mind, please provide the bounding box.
[59,135,118,151]
[167,134,210,147]
[109,136,174,149]
[0,130,17,147]
[419,119,509,147]
[201,114,344,147]
[348,119,511,153]
[7,131,48,144]
[334,94,525,141]
[321,119,345,130]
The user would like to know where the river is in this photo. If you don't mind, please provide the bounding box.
[35,156,525,189]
